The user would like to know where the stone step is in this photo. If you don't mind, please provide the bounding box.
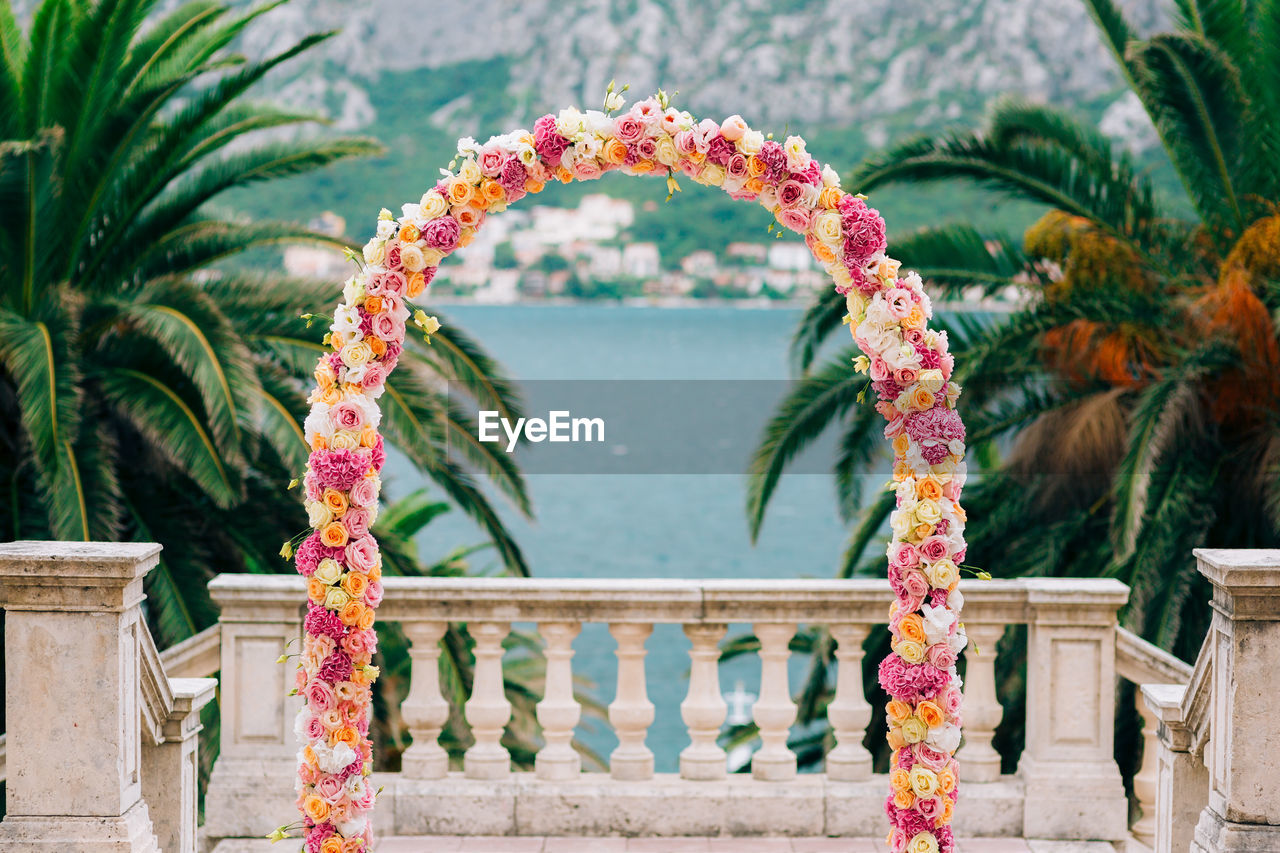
[209,837,1121,853]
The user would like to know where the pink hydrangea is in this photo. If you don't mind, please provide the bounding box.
[903,409,966,464]
[421,216,460,252]
[499,157,527,196]
[309,448,371,491]
[878,657,950,704]
[296,533,344,577]
[839,196,888,263]
[757,140,787,181]
[318,650,354,683]
[305,603,345,641]
[533,114,569,167]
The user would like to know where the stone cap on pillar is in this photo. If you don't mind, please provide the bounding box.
[1141,683,1195,751]
[0,540,161,611]
[1195,549,1280,621]
[208,573,304,621]
[1024,577,1130,625]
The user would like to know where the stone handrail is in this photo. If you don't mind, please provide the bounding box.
[0,541,217,853]
[204,573,1135,843]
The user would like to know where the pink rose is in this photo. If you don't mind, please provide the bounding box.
[889,828,909,853]
[573,159,603,181]
[380,270,407,298]
[635,136,657,161]
[343,507,372,539]
[939,684,964,719]
[359,362,386,392]
[421,216,461,251]
[894,367,918,387]
[371,312,400,341]
[916,796,944,822]
[478,146,506,178]
[316,774,346,805]
[927,643,957,670]
[890,542,920,570]
[727,153,749,180]
[902,570,931,600]
[614,115,644,144]
[305,715,326,741]
[349,477,378,509]
[913,743,951,772]
[919,536,949,563]
[345,535,380,574]
[342,628,376,659]
[674,130,697,156]
[364,581,384,608]
[777,206,812,234]
[777,179,805,208]
[330,402,364,431]
[305,679,336,713]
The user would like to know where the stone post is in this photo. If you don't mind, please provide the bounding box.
[679,622,728,780]
[825,623,872,781]
[752,622,797,781]
[142,678,218,853]
[400,620,451,780]
[1019,578,1130,840]
[1142,683,1210,853]
[535,621,582,780]
[204,574,303,840]
[1191,549,1280,852]
[957,621,1005,783]
[0,541,162,853]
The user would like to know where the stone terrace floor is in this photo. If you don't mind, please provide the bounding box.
[373,838,1118,852]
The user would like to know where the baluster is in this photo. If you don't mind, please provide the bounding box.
[609,622,655,780]
[680,622,727,780]
[957,621,1004,782]
[400,621,450,779]
[752,622,797,781]
[825,623,872,780]
[1132,687,1159,848]
[535,621,582,780]
[464,621,512,779]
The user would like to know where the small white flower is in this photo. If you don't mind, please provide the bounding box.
[925,722,962,753]
[920,603,956,646]
[821,163,841,187]
[603,91,625,112]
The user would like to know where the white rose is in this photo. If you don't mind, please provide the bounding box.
[556,107,585,137]
[821,163,841,187]
[305,500,332,529]
[457,157,481,184]
[757,185,778,210]
[890,509,911,539]
[699,163,726,186]
[336,815,368,839]
[362,238,385,265]
[400,244,425,272]
[400,202,422,222]
[920,603,956,647]
[813,210,843,246]
[739,128,764,155]
[420,190,448,220]
[304,404,334,442]
[924,722,962,754]
[654,135,678,166]
[586,110,615,136]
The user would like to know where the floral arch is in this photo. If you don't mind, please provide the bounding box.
[288,91,969,853]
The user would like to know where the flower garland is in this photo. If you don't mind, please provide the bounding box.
[284,88,967,853]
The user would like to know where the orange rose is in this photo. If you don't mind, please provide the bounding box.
[331,331,344,350]
[525,177,545,194]
[469,193,489,212]
[911,386,935,410]
[819,186,843,209]
[917,700,945,729]
[938,765,957,794]
[322,488,348,517]
[893,462,911,482]
[917,478,943,501]
[303,795,330,822]
[603,138,628,164]
[899,614,927,644]
[630,160,654,175]
[356,607,376,631]
[892,434,911,456]
[339,600,364,626]
[887,726,906,751]
[343,572,368,598]
[555,166,573,183]
[367,564,382,583]
[368,337,387,357]
[398,224,420,243]
[481,180,505,204]
[915,523,934,541]
[321,837,344,853]
[890,768,911,791]
[746,155,767,177]
[303,745,318,766]
[745,176,764,194]
[363,295,383,315]
[320,386,343,406]
[407,271,426,298]
[812,242,836,265]
[941,798,955,824]
[307,577,327,603]
[310,435,328,452]
[892,789,916,810]
[955,503,967,522]
[903,304,926,331]
[341,838,365,853]
[446,178,474,207]
[331,726,361,749]
[320,521,349,549]
[457,228,475,247]
[359,426,378,448]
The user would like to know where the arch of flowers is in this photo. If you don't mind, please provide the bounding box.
[287,91,969,853]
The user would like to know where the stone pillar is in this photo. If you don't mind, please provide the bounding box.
[1142,683,1210,853]
[1019,579,1130,840]
[957,622,1005,783]
[1131,687,1161,848]
[142,677,218,853]
[1190,550,1280,852]
[0,541,162,853]
[204,574,303,840]
[463,621,512,779]
[535,621,582,781]
[752,622,797,782]
[825,623,872,781]
[400,620,451,779]
[609,622,655,781]
[679,622,727,780]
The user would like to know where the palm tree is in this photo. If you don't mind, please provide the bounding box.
[0,0,533,652]
[748,0,1280,767]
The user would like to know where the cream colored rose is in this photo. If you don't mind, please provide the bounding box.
[457,157,481,184]
[821,163,841,187]
[306,501,332,529]
[917,369,945,395]
[654,135,679,166]
[699,164,726,186]
[420,190,448,220]
[341,341,373,369]
[908,832,940,853]
[329,430,359,451]
[896,639,926,664]
[927,559,960,589]
[909,766,939,797]
[362,239,385,266]
[323,587,351,611]
[890,510,912,539]
[399,244,425,272]
[900,715,928,744]
[739,128,764,155]
[314,558,343,586]
[812,210,843,246]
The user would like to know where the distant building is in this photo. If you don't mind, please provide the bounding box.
[726,242,767,265]
[514,194,634,250]
[767,242,811,271]
[283,211,349,279]
[681,250,718,277]
[621,243,661,278]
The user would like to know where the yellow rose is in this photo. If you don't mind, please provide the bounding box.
[654,135,679,166]
[900,715,927,744]
[896,639,925,664]
[305,500,331,529]
[314,558,343,586]
[328,430,359,451]
[813,210,843,246]
[341,341,372,369]
[698,163,726,186]
[890,510,912,539]
[400,244,426,272]
[914,499,941,526]
[909,765,939,797]
[927,559,960,590]
[457,157,481,184]
[917,369,945,395]
[908,832,940,853]
[324,586,351,611]
[420,190,448,219]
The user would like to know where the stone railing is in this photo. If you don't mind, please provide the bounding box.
[1140,550,1280,853]
[0,542,217,853]
[203,574,1147,844]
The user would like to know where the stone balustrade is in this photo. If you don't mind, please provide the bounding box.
[203,574,1150,844]
[0,541,217,853]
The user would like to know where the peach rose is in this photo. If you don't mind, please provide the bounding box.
[320,521,349,549]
